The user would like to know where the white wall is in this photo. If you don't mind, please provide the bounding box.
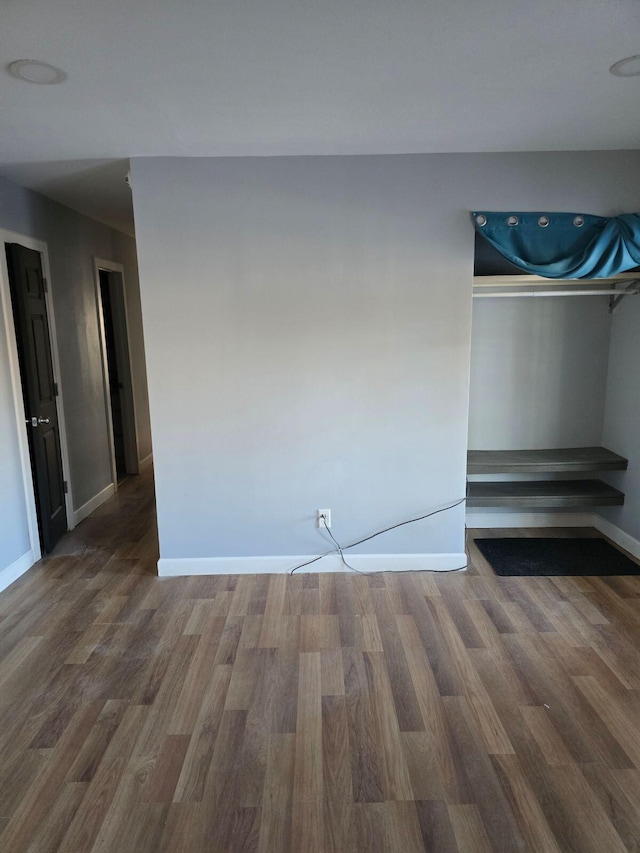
[130,151,640,569]
[0,176,151,575]
[600,295,640,541]
[469,296,612,449]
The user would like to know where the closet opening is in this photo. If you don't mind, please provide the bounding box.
[466,234,635,521]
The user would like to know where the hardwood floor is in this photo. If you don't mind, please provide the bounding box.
[1,470,640,851]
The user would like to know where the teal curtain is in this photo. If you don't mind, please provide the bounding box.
[472,211,640,279]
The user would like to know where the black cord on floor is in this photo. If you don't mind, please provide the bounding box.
[289,497,467,574]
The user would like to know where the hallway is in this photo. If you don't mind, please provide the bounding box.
[1,472,640,851]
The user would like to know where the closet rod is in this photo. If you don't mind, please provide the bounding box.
[473,289,640,298]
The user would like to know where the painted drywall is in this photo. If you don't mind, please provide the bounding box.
[0,175,151,572]
[468,296,612,449]
[0,291,30,570]
[600,295,640,541]
[130,151,640,566]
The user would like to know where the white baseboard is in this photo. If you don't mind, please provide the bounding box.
[466,511,596,529]
[73,483,116,526]
[0,550,35,595]
[139,453,153,472]
[158,552,467,577]
[594,516,640,561]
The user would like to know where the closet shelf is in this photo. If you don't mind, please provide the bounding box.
[467,447,628,475]
[466,479,624,509]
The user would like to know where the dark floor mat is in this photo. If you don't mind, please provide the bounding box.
[474,537,640,577]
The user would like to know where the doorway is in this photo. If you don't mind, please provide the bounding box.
[1,234,73,556]
[95,260,139,486]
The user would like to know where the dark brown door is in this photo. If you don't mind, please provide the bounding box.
[6,243,67,553]
[99,270,127,480]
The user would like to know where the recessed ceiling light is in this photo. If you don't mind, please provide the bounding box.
[7,60,67,84]
[609,54,640,77]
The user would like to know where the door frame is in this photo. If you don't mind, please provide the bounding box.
[93,257,140,490]
[0,228,75,562]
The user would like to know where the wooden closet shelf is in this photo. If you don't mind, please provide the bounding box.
[467,447,628,475]
[466,479,625,508]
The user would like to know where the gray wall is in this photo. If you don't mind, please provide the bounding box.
[469,297,612,449]
[601,295,640,539]
[0,297,30,566]
[130,151,640,562]
[0,176,151,572]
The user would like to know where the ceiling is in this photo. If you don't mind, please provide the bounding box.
[1,0,640,236]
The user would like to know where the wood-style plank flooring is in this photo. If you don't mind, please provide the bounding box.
[1,469,640,851]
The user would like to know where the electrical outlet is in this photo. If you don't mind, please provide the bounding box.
[317,509,331,529]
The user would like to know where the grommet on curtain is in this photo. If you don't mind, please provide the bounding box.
[475,214,487,226]
[472,210,640,277]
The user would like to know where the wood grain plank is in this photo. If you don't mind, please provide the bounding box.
[357,613,384,652]
[490,753,562,852]
[353,804,385,853]
[372,592,424,732]
[448,804,493,853]
[140,734,192,802]
[573,674,640,767]
[257,734,295,853]
[23,782,88,853]
[259,575,288,648]
[429,596,515,755]
[293,652,323,802]
[173,664,232,803]
[300,614,341,652]
[322,695,355,853]
[442,695,526,850]
[401,731,445,800]
[395,614,464,804]
[582,762,640,852]
[57,704,148,852]
[544,763,629,853]
[291,655,324,851]
[320,648,345,696]
[364,650,414,801]
[167,617,227,734]
[0,701,104,852]
[521,706,577,767]
[384,801,425,853]
[1,476,639,851]
[235,647,279,807]
[414,801,458,853]
[342,646,385,804]
[0,635,43,685]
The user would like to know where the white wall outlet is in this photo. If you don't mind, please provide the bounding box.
[317,509,331,529]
